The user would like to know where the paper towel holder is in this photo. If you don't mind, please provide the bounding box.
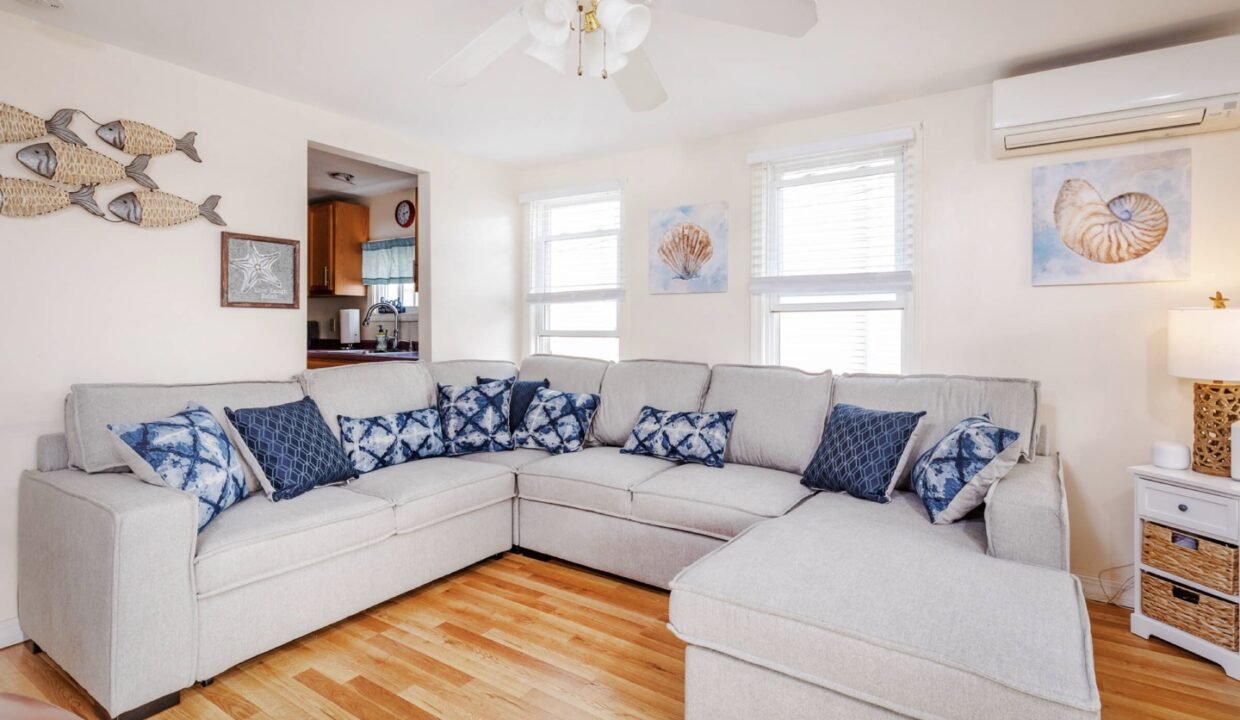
[339,309,361,349]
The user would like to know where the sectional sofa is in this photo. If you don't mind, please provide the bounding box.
[18,355,1100,719]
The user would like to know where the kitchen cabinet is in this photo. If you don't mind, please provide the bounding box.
[308,200,368,297]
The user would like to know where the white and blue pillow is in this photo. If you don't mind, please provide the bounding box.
[225,397,357,501]
[801,403,926,504]
[437,378,515,455]
[912,415,1021,524]
[513,388,600,455]
[479,375,548,434]
[108,403,248,531]
[338,406,445,474]
[620,406,737,468]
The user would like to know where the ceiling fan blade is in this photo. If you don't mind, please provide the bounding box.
[661,0,818,37]
[429,7,529,87]
[613,47,668,112]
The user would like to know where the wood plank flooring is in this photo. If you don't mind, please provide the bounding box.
[1,553,1237,719]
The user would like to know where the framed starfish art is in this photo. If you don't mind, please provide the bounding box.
[220,232,300,309]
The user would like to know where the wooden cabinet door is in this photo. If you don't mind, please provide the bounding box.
[332,201,368,297]
[308,203,333,295]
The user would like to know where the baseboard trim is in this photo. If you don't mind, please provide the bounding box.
[1077,573,1135,609]
[0,617,26,649]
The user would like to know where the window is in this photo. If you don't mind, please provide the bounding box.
[751,130,915,374]
[367,281,416,313]
[363,236,417,314]
[524,187,623,361]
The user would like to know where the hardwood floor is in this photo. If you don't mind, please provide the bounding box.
[1,553,1237,719]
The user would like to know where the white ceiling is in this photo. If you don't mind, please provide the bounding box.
[307,148,417,203]
[7,0,1240,166]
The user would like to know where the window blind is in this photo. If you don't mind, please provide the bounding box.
[526,189,624,305]
[751,138,915,297]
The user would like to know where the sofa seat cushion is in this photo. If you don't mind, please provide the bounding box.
[632,463,813,539]
[669,492,1099,720]
[345,457,514,532]
[519,446,675,517]
[458,448,551,471]
[195,487,392,597]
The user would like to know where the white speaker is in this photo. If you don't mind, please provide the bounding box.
[1151,441,1190,471]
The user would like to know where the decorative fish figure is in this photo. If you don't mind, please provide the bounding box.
[0,177,104,218]
[109,190,225,227]
[18,140,157,190]
[96,120,200,163]
[0,103,85,146]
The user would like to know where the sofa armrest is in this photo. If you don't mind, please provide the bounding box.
[984,454,1069,572]
[18,469,198,717]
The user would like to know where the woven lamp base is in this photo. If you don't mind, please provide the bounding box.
[1192,381,1240,477]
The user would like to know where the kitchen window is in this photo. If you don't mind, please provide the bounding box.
[524,186,623,361]
[750,129,916,374]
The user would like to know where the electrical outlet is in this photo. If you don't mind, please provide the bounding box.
[329,318,337,332]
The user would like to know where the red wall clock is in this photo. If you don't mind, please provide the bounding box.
[395,199,416,228]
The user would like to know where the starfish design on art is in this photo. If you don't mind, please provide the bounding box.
[230,241,283,294]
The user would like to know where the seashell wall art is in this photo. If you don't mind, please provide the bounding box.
[649,201,728,294]
[1032,149,1190,286]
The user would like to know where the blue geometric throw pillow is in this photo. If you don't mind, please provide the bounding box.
[224,397,356,502]
[108,403,248,531]
[513,387,600,455]
[801,403,926,504]
[620,406,737,468]
[438,378,514,455]
[913,415,1021,524]
[338,406,445,474]
[479,376,549,434]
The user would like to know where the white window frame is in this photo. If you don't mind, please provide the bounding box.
[522,185,624,359]
[750,128,918,373]
[367,281,418,319]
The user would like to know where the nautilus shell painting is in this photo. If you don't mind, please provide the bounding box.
[1032,149,1190,286]
[649,201,728,294]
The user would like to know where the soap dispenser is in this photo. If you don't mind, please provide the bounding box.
[376,326,387,352]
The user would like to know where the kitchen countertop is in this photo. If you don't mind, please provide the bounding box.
[307,349,419,362]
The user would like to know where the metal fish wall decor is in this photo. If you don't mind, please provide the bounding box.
[0,177,105,218]
[0,103,85,146]
[18,139,157,189]
[95,119,200,163]
[109,190,225,228]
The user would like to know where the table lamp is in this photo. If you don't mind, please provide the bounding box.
[1168,292,1240,478]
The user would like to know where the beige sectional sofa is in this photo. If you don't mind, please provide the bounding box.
[18,355,1098,720]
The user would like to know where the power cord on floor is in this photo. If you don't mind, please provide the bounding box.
[1096,563,1135,608]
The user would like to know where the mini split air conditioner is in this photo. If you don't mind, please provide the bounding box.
[992,34,1240,157]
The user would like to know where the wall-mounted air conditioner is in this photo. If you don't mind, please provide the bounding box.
[992,35,1240,157]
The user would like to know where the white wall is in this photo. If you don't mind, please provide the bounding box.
[517,83,1240,590]
[0,13,518,629]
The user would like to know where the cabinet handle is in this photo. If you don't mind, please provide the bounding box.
[323,266,329,285]
[1178,503,1188,512]
[1172,586,1200,605]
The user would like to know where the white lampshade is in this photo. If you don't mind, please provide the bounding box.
[1168,308,1240,380]
[523,0,574,45]
[597,0,651,53]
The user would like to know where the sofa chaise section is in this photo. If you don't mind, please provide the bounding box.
[670,492,1100,720]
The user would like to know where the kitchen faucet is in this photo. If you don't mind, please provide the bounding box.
[362,301,401,351]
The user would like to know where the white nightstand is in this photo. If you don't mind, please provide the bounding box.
[1129,464,1240,679]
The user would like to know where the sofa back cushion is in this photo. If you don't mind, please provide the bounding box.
[66,380,304,473]
[702,365,833,474]
[300,362,436,439]
[428,359,517,387]
[830,374,1039,488]
[593,360,711,447]
[519,354,610,395]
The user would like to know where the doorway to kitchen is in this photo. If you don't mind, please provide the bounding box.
[304,143,426,369]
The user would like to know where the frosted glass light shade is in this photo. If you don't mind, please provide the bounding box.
[597,0,651,53]
[524,0,575,45]
[1168,308,1240,380]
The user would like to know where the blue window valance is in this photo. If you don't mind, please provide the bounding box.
[362,237,415,285]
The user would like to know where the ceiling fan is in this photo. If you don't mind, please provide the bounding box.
[429,0,818,112]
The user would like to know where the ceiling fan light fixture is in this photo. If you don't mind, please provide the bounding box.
[596,0,650,53]
[523,0,575,45]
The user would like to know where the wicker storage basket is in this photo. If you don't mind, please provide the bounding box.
[1142,521,1239,596]
[1141,572,1239,651]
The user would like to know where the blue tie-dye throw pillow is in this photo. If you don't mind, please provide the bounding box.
[912,415,1021,524]
[108,402,248,531]
[513,387,600,454]
[438,378,515,455]
[620,406,737,468]
[479,376,549,434]
[338,406,446,474]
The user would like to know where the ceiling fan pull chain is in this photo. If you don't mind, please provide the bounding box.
[602,28,609,79]
[577,3,585,76]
